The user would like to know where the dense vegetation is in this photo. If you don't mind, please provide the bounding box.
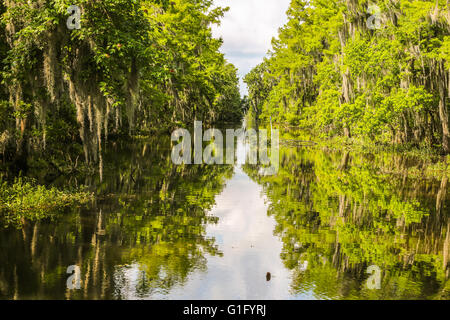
[245,0,450,153]
[0,0,448,300]
[0,0,243,176]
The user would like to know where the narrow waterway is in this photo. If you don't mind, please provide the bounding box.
[0,127,448,300]
[128,166,299,300]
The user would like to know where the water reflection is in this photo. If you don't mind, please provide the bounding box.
[0,132,449,300]
[244,146,450,299]
[0,136,232,299]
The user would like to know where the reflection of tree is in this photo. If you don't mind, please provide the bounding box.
[244,146,449,300]
[0,137,233,299]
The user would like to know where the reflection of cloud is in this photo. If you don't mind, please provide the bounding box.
[113,167,317,299]
[211,0,291,95]
[163,166,295,299]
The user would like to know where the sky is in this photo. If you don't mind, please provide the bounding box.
[211,0,291,96]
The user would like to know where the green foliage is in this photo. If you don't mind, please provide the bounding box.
[0,0,243,172]
[0,177,93,227]
[244,142,449,299]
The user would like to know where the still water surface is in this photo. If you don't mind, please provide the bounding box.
[0,128,449,299]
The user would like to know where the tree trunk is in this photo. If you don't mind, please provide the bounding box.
[343,126,351,138]
[438,63,450,154]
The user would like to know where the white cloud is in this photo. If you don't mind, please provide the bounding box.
[211,0,291,95]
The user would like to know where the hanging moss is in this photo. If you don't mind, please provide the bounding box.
[0,0,242,175]
[245,0,450,153]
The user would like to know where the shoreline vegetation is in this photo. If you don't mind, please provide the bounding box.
[273,123,449,178]
[244,1,450,158]
[0,177,93,228]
